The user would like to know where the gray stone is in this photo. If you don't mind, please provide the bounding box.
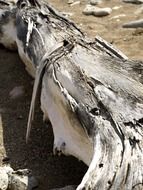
[112,6,122,10]
[67,0,74,4]
[90,0,102,5]
[61,12,74,18]
[83,5,112,17]
[8,169,38,190]
[70,1,80,6]
[9,86,25,99]
[123,19,143,28]
[110,14,126,20]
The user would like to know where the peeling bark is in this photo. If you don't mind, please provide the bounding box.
[0,0,143,189]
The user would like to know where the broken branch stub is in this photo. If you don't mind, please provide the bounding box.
[0,0,143,189]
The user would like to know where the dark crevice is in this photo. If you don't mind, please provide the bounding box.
[17,0,28,8]
[125,163,130,184]
[99,163,104,168]
[0,0,9,6]
[107,173,117,190]
[90,107,100,116]
[132,183,143,189]
[20,2,27,9]
[137,118,143,124]
[29,0,41,8]
[129,136,140,148]
[108,181,111,185]
[124,121,134,128]
[87,80,95,89]
[63,39,69,47]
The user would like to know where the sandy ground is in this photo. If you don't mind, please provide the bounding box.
[0,0,142,189]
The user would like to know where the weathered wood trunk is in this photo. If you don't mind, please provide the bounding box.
[0,0,143,189]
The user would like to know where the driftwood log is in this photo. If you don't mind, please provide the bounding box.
[0,0,143,190]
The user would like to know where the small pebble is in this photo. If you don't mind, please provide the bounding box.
[110,14,126,20]
[67,0,74,4]
[90,0,102,5]
[112,6,122,10]
[70,1,80,6]
[62,12,73,17]
[83,5,112,17]
[9,86,25,99]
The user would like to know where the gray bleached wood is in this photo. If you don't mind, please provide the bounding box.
[0,167,9,190]
[0,0,143,189]
[20,1,143,189]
